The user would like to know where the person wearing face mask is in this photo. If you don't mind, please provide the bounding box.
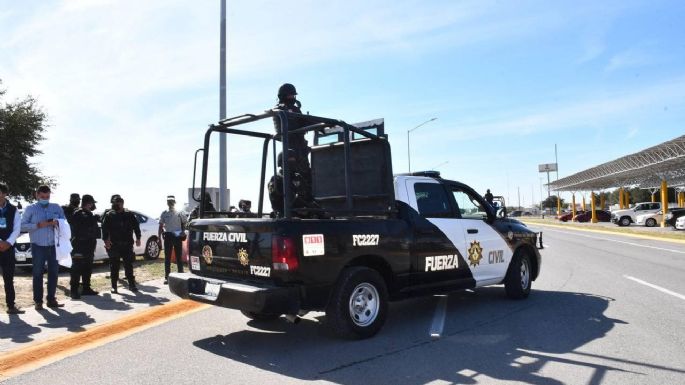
[158,195,187,284]
[0,182,24,314]
[62,193,80,225]
[21,185,66,310]
[101,196,141,294]
[271,83,314,215]
[69,195,100,299]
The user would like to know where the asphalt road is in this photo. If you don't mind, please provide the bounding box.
[3,228,685,385]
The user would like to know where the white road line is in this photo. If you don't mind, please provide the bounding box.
[546,229,685,254]
[624,275,685,301]
[429,295,448,339]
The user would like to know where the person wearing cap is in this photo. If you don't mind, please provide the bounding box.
[158,195,188,284]
[102,196,141,293]
[69,194,100,298]
[0,182,25,314]
[271,83,314,214]
[62,193,80,225]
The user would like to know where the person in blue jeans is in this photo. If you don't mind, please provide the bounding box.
[21,185,65,310]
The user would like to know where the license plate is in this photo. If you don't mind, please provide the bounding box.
[191,256,200,270]
[204,283,220,297]
[15,253,27,262]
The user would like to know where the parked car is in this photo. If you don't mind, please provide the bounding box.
[573,210,611,223]
[636,211,663,227]
[13,210,161,267]
[665,208,685,228]
[611,202,662,226]
[676,215,685,230]
[559,210,584,222]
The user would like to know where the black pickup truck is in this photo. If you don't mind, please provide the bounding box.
[169,111,542,339]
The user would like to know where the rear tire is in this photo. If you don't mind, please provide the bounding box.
[504,250,532,299]
[326,267,388,339]
[241,310,282,321]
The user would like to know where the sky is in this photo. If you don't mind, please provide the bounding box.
[1,0,684,216]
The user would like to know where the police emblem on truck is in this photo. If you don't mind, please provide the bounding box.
[237,248,249,266]
[202,245,213,265]
[468,240,483,267]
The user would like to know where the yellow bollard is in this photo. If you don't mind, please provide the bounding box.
[591,192,598,223]
[661,180,668,228]
[572,194,576,220]
[619,187,624,209]
[625,190,630,207]
[600,193,606,211]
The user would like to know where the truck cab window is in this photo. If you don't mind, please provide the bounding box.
[452,189,487,220]
[414,183,452,218]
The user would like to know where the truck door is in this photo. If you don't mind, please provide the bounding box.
[448,186,513,286]
[405,180,472,288]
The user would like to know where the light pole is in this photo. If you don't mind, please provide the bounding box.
[407,117,437,172]
[431,160,449,170]
[218,0,228,211]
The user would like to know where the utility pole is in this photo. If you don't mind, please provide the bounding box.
[517,186,521,209]
[407,118,437,172]
[218,0,228,211]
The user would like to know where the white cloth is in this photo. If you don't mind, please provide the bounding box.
[54,218,73,268]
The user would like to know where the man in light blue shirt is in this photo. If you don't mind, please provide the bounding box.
[21,185,65,310]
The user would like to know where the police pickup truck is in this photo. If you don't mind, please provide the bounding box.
[169,111,542,339]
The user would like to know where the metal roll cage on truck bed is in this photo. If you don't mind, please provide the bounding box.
[192,109,395,219]
[176,109,543,339]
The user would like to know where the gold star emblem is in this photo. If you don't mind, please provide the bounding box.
[237,248,249,266]
[468,240,483,267]
[202,245,213,265]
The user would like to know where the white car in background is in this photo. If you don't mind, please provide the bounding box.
[13,210,161,267]
[676,216,685,230]
[635,211,663,227]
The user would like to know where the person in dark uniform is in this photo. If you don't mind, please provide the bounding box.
[189,192,216,220]
[271,83,314,214]
[0,182,24,314]
[484,189,494,205]
[69,194,100,299]
[62,193,80,225]
[102,196,141,294]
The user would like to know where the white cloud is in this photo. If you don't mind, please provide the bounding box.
[605,48,654,72]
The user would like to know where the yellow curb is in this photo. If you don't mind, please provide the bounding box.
[523,221,685,245]
[0,300,209,380]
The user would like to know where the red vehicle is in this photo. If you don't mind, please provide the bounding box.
[573,210,611,223]
[559,210,584,222]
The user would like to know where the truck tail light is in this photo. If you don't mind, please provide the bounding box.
[272,236,299,271]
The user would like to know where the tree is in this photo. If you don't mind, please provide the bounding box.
[0,80,53,200]
[542,195,564,209]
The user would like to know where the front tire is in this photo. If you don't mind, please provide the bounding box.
[619,217,632,227]
[144,237,161,260]
[504,250,532,299]
[326,267,388,339]
[646,218,657,227]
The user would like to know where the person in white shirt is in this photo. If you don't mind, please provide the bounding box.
[158,195,187,284]
[0,182,24,314]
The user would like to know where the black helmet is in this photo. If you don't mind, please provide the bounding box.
[278,83,297,98]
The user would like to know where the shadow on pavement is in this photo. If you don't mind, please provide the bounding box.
[0,315,42,344]
[192,289,685,384]
[36,308,96,333]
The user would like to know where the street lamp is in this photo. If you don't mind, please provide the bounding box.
[407,117,437,172]
[431,160,449,170]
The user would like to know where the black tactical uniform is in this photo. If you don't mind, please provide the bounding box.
[69,195,99,298]
[102,198,141,293]
[62,193,80,225]
[270,83,314,215]
[0,201,19,311]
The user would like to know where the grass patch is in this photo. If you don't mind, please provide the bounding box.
[522,218,685,242]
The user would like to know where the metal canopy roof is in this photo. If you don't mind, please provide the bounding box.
[550,135,685,191]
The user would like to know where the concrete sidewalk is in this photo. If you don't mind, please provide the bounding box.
[0,278,176,354]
